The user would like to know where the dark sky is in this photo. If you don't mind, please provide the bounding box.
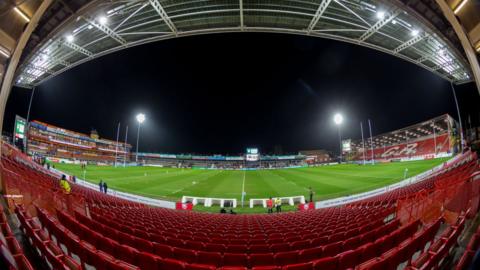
[4,33,480,155]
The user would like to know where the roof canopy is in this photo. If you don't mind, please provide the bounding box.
[14,0,472,87]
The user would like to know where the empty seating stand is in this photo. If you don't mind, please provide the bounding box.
[2,144,479,269]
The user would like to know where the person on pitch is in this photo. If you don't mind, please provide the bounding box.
[99,180,104,193]
[267,197,273,213]
[275,197,282,213]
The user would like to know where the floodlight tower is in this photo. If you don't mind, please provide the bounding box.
[135,113,146,163]
[333,113,344,162]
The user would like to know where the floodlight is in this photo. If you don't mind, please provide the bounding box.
[411,29,419,36]
[376,11,385,20]
[333,113,343,125]
[392,20,397,25]
[87,25,93,30]
[136,113,146,124]
[0,47,9,58]
[98,16,108,25]
[13,7,30,22]
[66,35,74,42]
[454,0,468,14]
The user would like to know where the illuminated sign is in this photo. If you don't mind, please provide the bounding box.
[14,115,26,140]
[246,148,259,161]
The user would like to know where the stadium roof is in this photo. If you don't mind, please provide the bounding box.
[11,0,474,88]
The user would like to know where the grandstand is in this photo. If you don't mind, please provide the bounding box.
[26,120,132,164]
[345,114,460,162]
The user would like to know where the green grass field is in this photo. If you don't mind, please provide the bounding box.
[54,158,448,205]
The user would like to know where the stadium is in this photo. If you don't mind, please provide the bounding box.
[0,0,480,270]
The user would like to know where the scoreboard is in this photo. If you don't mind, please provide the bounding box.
[246,148,259,161]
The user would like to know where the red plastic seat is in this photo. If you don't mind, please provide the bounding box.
[153,243,173,258]
[186,264,216,270]
[196,251,222,267]
[137,252,160,270]
[271,243,290,253]
[250,245,270,253]
[281,262,312,270]
[223,253,248,266]
[250,253,275,267]
[298,247,322,263]
[337,249,360,269]
[312,256,337,270]
[205,243,226,253]
[274,251,298,266]
[174,247,197,264]
[159,258,186,270]
[322,242,342,257]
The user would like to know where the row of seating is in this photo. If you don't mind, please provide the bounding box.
[86,209,395,249]
[16,205,81,270]
[0,203,34,270]
[455,218,480,270]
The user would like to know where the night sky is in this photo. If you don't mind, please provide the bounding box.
[4,33,480,155]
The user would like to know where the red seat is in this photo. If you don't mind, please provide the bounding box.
[322,242,342,257]
[337,249,359,269]
[271,243,290,253]
[274,251,298,266]
[298,247,322,263]
[113,244,138,265]
[205,243,226,253]
[250,245,270,253]
[291,241,310,251]
[159,258,186,270]
[252,266,280,270]
[250,253,275,267]
[312,256,337,270]
[186,264,216,270]
[281,262,312,270]
[174,247,197,264]
[196,251,222,267]
[137,252,160,270]
[153,243,173,258]
[223,253,248,266]
[226,245,248,253]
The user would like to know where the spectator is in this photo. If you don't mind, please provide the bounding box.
[72,175,76,183]
[103,182,108,194]
[220,208,227,214]
[59,175,71,194]
[229,209,236,215]
[99,180,103,193]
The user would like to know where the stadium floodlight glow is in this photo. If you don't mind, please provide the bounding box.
[98,15,108,25]
[333,113,343,125]
[411,29,419,36]
[13,7,30,22]
[135,113,145,163]
[136,113,146,124]
[454,0,468,14]
[376,11,385,20]
[66,34,75,43]
[0,46,10,58]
